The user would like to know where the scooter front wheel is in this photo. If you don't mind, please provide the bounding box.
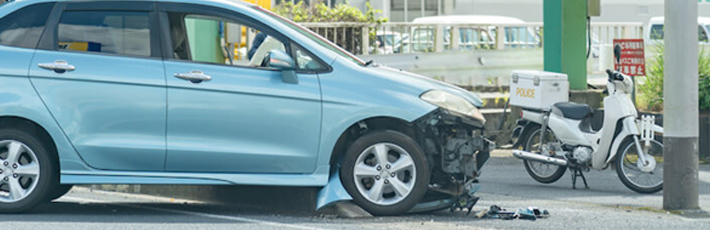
[615,137,663,193]
[522,128,567,184]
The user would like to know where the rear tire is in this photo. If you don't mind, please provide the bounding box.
[340,130,429,216]
[0,128,57,213]
[522,127,567,184]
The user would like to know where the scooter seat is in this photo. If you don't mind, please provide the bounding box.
[553,102,593,120]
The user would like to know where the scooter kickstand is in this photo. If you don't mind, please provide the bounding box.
[570,168,589,189]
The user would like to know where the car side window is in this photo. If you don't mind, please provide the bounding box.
[0,3,54,49]
[57,10,152,57]
[166,12,286,68]
[650,25,664,40]
[291,43,326,71]
[699,25,708,43]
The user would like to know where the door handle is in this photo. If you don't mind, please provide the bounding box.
[38,60,76,73]
[174,70,212,83]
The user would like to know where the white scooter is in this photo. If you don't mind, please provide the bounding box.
[511,69,664,193]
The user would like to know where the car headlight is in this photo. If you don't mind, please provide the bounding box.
[420,90,486,123]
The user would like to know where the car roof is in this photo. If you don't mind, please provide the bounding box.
[8,0,254,7]
[649,16,710,25]
[412,15,526,24]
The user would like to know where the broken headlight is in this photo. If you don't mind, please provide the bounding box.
[420,90,486,124]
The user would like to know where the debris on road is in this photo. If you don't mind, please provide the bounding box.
[473,205,550,220]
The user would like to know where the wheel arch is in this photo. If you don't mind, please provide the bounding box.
[0,116,58,158]
[0,116,61,189]
[328,116,417,168]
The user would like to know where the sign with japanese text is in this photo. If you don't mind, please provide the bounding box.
[613,39,646,76]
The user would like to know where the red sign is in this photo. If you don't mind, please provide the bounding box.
[613,39,646,76]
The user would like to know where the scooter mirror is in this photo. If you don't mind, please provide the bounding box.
[614,44,622,65]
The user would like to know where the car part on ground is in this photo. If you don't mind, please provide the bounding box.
[473,205,550,220]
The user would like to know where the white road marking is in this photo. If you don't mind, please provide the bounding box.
[61,195,329,230]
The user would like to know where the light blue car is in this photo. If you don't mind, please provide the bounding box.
[0,0,492,215]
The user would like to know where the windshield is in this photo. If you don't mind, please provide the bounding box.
[255,7,366,66]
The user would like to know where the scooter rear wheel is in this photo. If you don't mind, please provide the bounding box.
[523,128,567,184]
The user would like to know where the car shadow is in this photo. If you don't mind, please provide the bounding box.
[1,201,319,224]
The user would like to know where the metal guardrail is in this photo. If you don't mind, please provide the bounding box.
[299,22,644,55]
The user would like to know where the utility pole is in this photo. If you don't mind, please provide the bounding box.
[663,0,699,211]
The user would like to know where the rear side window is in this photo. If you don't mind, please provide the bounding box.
[649,25,663,40]
[57,11,152,57]
[649,24,708,42]
[0,3,54,49]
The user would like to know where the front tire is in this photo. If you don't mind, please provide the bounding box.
[0,128,57,213]
[340,130,429,216]
[615,137,663,193]
[48,185,73,201]
[523,128,567,184]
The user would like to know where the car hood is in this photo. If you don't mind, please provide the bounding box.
[369,66,484,107]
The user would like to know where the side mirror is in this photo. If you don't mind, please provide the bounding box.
[264,50,298,84]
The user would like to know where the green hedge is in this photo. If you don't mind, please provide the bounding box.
[639,45,710,111]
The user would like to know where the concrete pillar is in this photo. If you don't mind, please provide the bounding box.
[404,0,409,22]
[443,0,454,15]
[543,0,587,90]
[437,0,441,15]
[381,0,391,20]
[663,0,699,211]
[421,0,425,17]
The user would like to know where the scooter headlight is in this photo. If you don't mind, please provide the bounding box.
[420,90,486,123]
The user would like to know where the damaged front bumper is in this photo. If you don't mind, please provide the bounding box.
[415,108,495,176]
[411,108,494,212]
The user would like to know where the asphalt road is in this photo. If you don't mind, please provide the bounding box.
[1,154,710,230]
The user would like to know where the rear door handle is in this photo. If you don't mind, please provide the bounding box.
[38,60,76,73]
[174,70,212,83]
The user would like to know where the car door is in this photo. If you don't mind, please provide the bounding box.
[159,3,323,173]
[29,2,167,171]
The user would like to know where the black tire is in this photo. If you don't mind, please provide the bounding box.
[0,128,58,213]
[615,137,663,194]
[48,185,73,201]
[340,130,429,216]
[522,127,567,184]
